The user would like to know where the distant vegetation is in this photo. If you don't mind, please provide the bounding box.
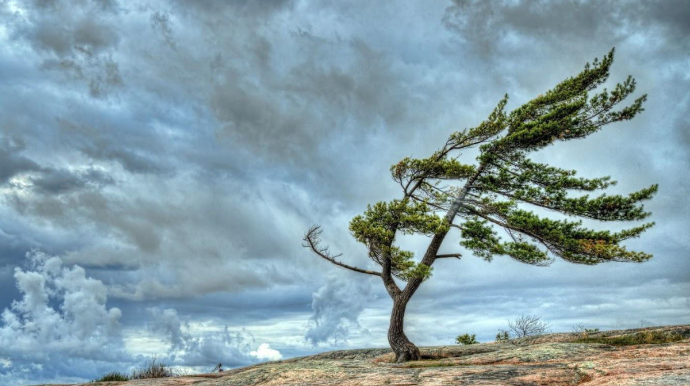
[495,330,510,342]
[492,314,551,342]
[455,333,478,345]
[130,357,174,379]
[572,323,599,333]
[574,330,685,346]
[92,372,129,382]
[93,357,178,382]
[508,314,550,338]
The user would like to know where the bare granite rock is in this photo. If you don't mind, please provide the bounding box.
[58,325,690,386]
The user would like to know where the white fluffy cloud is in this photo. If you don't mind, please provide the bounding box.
[250,343,283,361]
[0,252,286,385]
[146,307,283,367]
[305,274,376,346]
[0,251,128,385]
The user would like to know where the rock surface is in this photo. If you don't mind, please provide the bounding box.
[55,325,690,386]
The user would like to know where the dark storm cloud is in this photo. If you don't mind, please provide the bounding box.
[0,0,688,383]
[0,132,115,197]
[55,118,169,175]
[5,0,123,99]
[208,37,419,162]
[0,0,464,303]
[444,0,690,54]
[0,137,40,184]
[29,167,114,194]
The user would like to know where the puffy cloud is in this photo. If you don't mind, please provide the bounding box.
[250,343,282,361]
[305,274,376,346]
[0,250,290,386]
[0,251,129,385]
[146,307,282,368]
[147,307,188,350]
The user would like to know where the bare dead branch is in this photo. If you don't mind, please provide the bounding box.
[303,225,382,277]
[436,253,462,259]
[508,314,550,338]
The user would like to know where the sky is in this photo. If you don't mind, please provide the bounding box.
[0,0,688,384]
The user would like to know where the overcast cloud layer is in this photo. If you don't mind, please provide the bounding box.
[0,0,688,384]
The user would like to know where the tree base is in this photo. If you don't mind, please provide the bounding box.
[393,343,421,363]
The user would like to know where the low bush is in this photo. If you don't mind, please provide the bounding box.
[495,330,510,342]
[508,314,550,338]
[455,333,478,345]
[93,372,129,382]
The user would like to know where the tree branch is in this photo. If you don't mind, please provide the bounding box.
[402,162,489,299]
[303,226,381,277]
[460,204,561,259]
[436,253,462,259]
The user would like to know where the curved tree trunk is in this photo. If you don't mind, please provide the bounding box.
[388,295,421,362]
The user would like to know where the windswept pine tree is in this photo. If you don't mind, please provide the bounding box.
[304,49,657,362]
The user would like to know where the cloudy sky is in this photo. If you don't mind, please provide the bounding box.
[0,0,688,384]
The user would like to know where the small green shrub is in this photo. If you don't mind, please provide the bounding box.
[585,328,599,333]
[93,372,129,382]
[455,333,478,345]
[495,330,510,342]
[131,357,173,379]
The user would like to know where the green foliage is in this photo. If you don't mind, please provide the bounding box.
[317,48,655,296]
[392,156,476,184]
[448,95,509,149]
[459,219,551,265]
[349,199,443,280]
[458,219,503,261]
[304,48,657,363]
[93,372,129,382]
[495,330,510,342]
[303,50,658,360]
[455,333,478,345]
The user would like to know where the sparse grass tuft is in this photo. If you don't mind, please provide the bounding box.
[574,330,685,346]
[92,372,129,382]
[130,357,173,379]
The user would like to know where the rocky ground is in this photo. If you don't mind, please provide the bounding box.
[52,325,690,386]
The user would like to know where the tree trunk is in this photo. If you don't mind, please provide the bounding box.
[388,295,421,362]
